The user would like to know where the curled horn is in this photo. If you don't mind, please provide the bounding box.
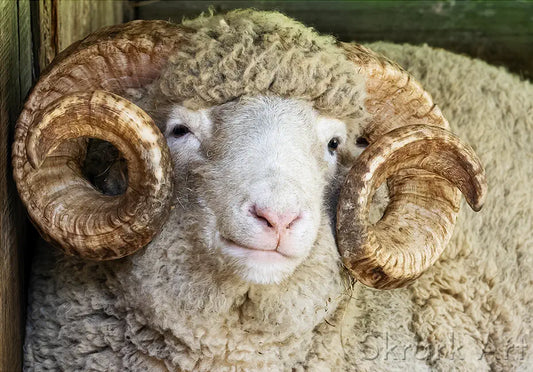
[12,21,187,260]
[336,43,487,289]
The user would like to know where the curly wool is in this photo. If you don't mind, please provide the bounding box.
[151,9,368,124]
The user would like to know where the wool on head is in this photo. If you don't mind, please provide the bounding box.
[150,9,369,126]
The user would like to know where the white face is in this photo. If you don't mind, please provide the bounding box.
[162,96,349,284]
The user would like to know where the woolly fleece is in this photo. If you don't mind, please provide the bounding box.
[148,10,368,127]
[24,11,532,371]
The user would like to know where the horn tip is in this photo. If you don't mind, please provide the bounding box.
[471,203,483,212]
[468,177,488,212]
[469,196,486,212]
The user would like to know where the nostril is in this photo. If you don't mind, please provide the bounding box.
[287,214,301,229]
[262,218,273,228]
[252,210,273,228]
[250,205,275,228]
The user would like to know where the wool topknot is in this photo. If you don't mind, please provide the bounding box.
[152,9,368,124]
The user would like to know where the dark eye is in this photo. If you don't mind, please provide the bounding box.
[356,136,369,148]
[172,125,190,138]
[328,137,340,154]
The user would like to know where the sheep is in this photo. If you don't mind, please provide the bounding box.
[14,10,532,371]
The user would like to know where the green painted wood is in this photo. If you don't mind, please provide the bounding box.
[18,0,33,101]
[135,0,533,79]
[0,0,33,370]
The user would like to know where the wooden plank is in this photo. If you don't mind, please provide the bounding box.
[135,0,533,79]
[18,0,33,103]
[37,0,58,71]
[16,3,34,365]
[37,0,125,71]
[57,0,124,51]
[0,0,32,370]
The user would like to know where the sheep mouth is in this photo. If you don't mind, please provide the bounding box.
[219,235,296,261]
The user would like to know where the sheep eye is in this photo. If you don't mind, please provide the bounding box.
[172,125,190,138]
[356,136,369,147]
[328,137,340,154]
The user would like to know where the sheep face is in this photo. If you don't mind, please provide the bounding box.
[160,96,349,284]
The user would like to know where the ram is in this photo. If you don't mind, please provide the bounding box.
[13,10,531,371]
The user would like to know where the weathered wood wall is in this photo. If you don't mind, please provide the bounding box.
[0,1,125,370]
[1,1,33,370]
[136,0,533,80]
[37,0,127,70]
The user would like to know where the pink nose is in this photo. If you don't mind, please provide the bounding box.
[251,205,301,234]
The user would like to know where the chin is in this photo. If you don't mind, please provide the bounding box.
[235,258,300,284]
[219,243,306,285]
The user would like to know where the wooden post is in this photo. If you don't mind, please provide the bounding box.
[37,0,126,71]
[0,1,33,370]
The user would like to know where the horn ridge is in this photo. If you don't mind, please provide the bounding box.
[12,21,185,260]
[339,41,487,289]
[337,125,487,289]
